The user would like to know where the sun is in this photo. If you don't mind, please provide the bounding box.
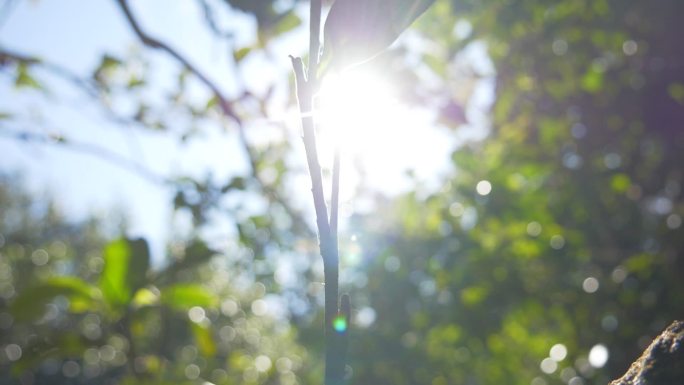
[316,69,399,152]
[314,68,430,201]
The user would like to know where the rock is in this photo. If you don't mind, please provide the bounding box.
[610,320,684,385]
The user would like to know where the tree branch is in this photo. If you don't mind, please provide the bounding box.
[0,126,168,185]
[0,48,99,97]
[330,148,340,245]
[113,0,313,237]
[114,0,240,122]
[291,0,348,383]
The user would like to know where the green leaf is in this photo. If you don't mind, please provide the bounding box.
[154,239,217,285]
[581,66,604,93]
[205,95,219,111]
[99,54,122,71]
[15,63,41,89]
[460,285,489,306]
[93,54,122,84]
[667,82,684,105]
[610,173,631,193]
[233,47,252,63]
[272,12,301,35]
[160,284,218,311]
[127,75,145,88]
[10,277,100,321]
[99,237,150,308]
[192,323,217,357]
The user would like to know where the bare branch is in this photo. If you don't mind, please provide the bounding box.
[0,48,99,97]
[113,0,313,237]
[197,0,234,39]
[0,126,168,185]
[114,0,240,123]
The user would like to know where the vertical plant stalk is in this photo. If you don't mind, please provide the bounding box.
[291,1,350,384]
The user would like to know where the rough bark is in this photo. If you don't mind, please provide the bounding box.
[610,320,684,385]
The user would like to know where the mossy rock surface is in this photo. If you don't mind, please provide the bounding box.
[610,320,684,385]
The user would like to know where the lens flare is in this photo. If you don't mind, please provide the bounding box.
[333,314,347,333]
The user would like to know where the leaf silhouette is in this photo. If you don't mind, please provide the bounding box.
[322,0,435,72]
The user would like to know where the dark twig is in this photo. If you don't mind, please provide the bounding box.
[114,0,240,121]
[197,0,234,39]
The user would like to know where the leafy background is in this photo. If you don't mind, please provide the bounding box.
[1,1,683,385]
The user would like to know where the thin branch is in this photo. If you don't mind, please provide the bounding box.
[292,0,348,383]
[114,0,313,237]
[308,0,322,84]
[197,0,234,39]
[0,47,158,167]
[114,0,240,123]
[330,147,340,245]
[291,56,330,236]
[0,48,99,97]
[0,127,168,185]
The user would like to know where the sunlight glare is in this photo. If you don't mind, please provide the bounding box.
[318,71,398,145]
[316,69,428,201]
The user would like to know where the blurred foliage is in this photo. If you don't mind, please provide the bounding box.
[0,176,313,385]
[338,1,684,385]
[1,0,683,385]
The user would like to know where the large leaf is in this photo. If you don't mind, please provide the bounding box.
[322,0,436,71]
[160,284,218,311]
[154,239,217,285]
[99,237,150,308]
[10,277,100,321]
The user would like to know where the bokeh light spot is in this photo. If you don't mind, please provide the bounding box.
[31,249,49,266]
[185,364,200,379]
[449,202,465,217]
[527,221,542,236]
[588,344,609,368]
[255,355,272,372]
[550,234,565,249]
[622,40,638,55]
[188,306,206,323]
[356,307,376,328]
[540,357,558,374]
[552,39,568,55]
[666,214,682,229]
[582,277,599,293]
[550,343,568,361]
[4,344,22,361]
[476,180,492,196]
[384,256,401,272]
[602,315,618,331]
